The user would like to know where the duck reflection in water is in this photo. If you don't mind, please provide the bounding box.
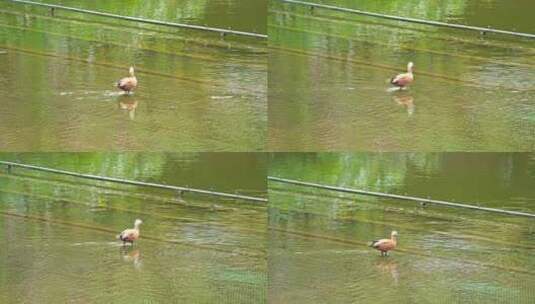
[392,92,414,116]
[120,247,142,270]
[375,258,399,285]
[118,95,138,120]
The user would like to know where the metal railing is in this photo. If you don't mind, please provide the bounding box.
[269,176,535,218]
[0,161,267,203]
[5,0,267,39]
[279,0,535,39]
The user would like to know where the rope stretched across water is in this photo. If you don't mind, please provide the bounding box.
[4,0,267,39]
[278,0,535,39]
[268,176,535,218]
[0,161,267,203]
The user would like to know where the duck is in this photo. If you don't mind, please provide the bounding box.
[117,66,137,94]
[369,231,398,256]
[118,219,142,246]
[390,62,414,90]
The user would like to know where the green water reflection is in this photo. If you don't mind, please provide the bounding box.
[268,0,535,151]
[34,0,267,34]
[0,153,267,303]
[269,153,535,303]
[312,0,535,33]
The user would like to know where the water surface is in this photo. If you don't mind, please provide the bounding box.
[268,0,535,151]
[0,153,267,303]
[269,153,535,303]
[0,1,266,151]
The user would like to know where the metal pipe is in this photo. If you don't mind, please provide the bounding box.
[0,187,265,234]
[0,44,214,85]
[279,0,535,39]
[0,8,265,52]
[268,176,535,218]
[5,0,267,39]
[268,45,529,92]
[0,161,267,203]
[1,211,263,257]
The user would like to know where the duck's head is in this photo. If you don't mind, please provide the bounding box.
[391,231,398,237]
[134,219,143,227]
[407,62,414,72]
[129,66,135,76]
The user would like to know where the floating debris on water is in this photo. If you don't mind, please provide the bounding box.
[210,95,234,100]
[386,87,402,93]
[72,242,100,246]
[106,91,125,97]
[60,90,121,98]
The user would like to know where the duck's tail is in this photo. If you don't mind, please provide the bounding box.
[369,240,379,247]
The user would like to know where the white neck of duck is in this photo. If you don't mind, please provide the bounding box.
[407,63,414,74]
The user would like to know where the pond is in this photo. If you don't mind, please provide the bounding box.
[0,0,267,151]
[268,0,535,151]
[269,153,535,303]
[0,153,267,303]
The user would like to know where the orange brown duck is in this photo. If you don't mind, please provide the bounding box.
[369,231,398,256]
[118,219,142,246]
[117,66,138,94]
[390,62,414,90]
